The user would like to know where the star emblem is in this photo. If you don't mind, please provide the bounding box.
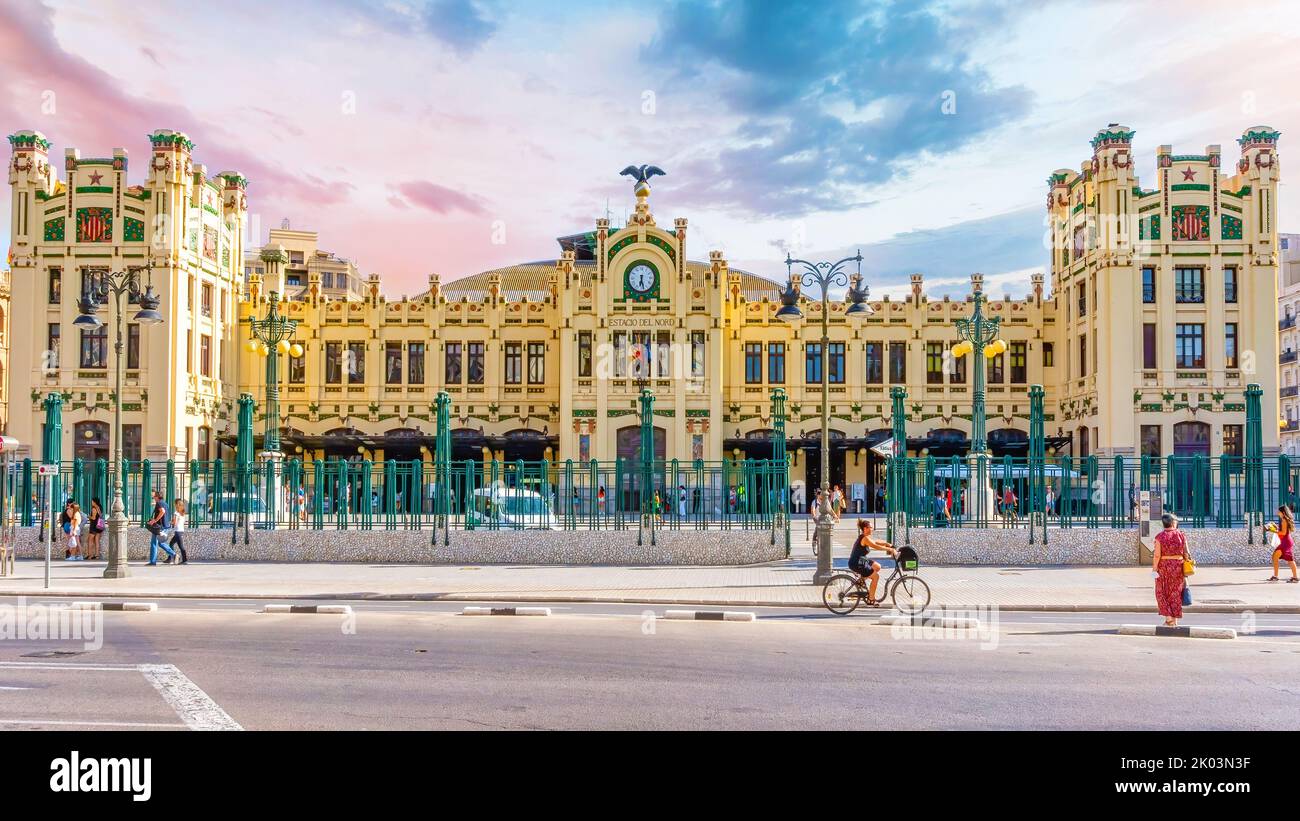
[1181,166,1196,181]
[87,170,103,185]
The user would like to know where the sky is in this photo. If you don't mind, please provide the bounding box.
[2,0,1298,299]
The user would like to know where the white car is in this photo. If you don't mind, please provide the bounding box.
[465,487,558,530]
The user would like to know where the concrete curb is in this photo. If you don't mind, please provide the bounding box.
[262,604,353,615]
[68,601,157,612]
[462,606,551,616]
[663,610,756,622]
[1,590,1298,613]
[1117,624,1237,640]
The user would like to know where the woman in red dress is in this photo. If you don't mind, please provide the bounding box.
[1152,513,1188,626]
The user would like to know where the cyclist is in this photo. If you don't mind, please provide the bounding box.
[848,519,898,605]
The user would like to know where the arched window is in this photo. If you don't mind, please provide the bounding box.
[1173,421,1211,456]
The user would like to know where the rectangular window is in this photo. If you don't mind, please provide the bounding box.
[744,343,762,384]
[186,331,192,371]
[631,332,651,379]
[1010,341,1027,384]
[691,331,705,379]
[201,283,213,318]
[123,425,142,463]
[200,334,211,377]
[827,342,845,384]
[289,342,305,383]
[504,342,522,384]
[577,332,592,378]
[197,426,211,462]
[48,268,61,304]
[949,343,966,383]
[1225,322,1238,369]
[656,332,670,378]
[220,288,227,324]
[805,343,823,384]
[408,343,425,385]
[347,341,365,384]
[1140,425,1162,458]
[385,341,403,384]
[445,343,462,384]
[989,352,1005,383]
[1077,283,1087,317]
[1223,424,1243,457]
[1175,323,1205,369]
[80,326,108,368]
[325,342,343,384]
[47,323,61,370]
[1079,334,1087,378]
[1224,266,1238,304]
[1043,342,1054,368]
[864,342,883,384]
[1142,267,1156,303]
[1143,323,1157,369]
[127,323,140,370]
[1174,267,1204,303]
[467,342,485,384]
[528,342,546,384]
[768,343,785,384]
[889,342,906,383]
[926,342,944,385]
[613,333,627,378]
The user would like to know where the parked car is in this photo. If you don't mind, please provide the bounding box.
[464,487,558,530]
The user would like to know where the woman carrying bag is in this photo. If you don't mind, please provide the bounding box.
[1264,505,1299,583]
[1151,513,1194,627]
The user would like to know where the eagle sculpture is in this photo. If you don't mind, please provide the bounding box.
[619,164,666,186]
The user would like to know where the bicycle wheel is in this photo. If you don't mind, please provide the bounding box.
[822,574,861,615]
[891,574,931,614]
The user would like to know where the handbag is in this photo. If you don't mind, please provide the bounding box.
[1183,557,1196,576]
[1181,583,1192,607]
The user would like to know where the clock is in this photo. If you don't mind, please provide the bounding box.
[624,260,659,301]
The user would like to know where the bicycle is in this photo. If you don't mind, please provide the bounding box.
[821,545,931,615]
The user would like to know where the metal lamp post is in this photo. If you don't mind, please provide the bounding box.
[951,275,1005,525]
[246,291,301,526]
[776,251,872,583]
[73,263,165,578]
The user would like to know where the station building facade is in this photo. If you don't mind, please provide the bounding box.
[5,124,1283,507]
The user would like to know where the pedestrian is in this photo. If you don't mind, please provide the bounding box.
[59,501,73,560]
[1152,513,1192,627]
[933,489,950,528]
[728,485,738,513]
[692,485,701,514]
[830,485,842,522]
[653,489,663,523]
[678,484,687,518]
[875,484,886,514]
[1128,485,1139,522]
[944,485,953,518]
[145,491,175,566]
[65,501,83,561]
[1002,484,1018,526]
[1045,483,1056,516]
[737,482,747,513]
[85,498,105,560]
[169,499,189,565]
[1265,505,1299,583]
[597,485,606,516]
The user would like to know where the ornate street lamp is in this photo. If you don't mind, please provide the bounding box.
[246,291,301,525]
[777,251,871,584]
[950,274,1005,524]
[73,262,164,578]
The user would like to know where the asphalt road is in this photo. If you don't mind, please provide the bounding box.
[2,599,1298,730]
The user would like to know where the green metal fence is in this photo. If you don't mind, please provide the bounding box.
[885,454,1289,534]
[13,457,788,534]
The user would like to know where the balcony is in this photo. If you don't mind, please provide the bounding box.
[1282,386,1299,398]
[1284,419,1300,432]
[1283,350,1297,365]
[1282,316,1296,330]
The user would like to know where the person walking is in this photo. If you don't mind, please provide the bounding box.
[678,484,687,518]
[169,499,189,565]
[932,488,950,528]
[1044,483,1056,517]
[59,501,73,560]
[65,501,84,561]
[85,498,105,561]
[1002,484,1018,526]
[146,491,175,566]
[597,485,606,517]
[1265,504,1299,583]
[1152,513,1190,627]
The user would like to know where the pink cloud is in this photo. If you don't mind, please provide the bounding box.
[390,181,488,216]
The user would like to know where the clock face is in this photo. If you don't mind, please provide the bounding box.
[627,263,656,293]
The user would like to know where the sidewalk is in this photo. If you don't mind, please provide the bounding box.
[1,535,1296,613]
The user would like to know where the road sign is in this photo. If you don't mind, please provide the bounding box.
[37,464,59,476]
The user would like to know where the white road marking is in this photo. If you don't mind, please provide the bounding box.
[137,664,243,731]
[0,718,186,728]
[0,685,34,690]
[0,661,142,672]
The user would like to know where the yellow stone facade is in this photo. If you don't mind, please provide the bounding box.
[4,125,1283,505]
[6,130,246,464]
